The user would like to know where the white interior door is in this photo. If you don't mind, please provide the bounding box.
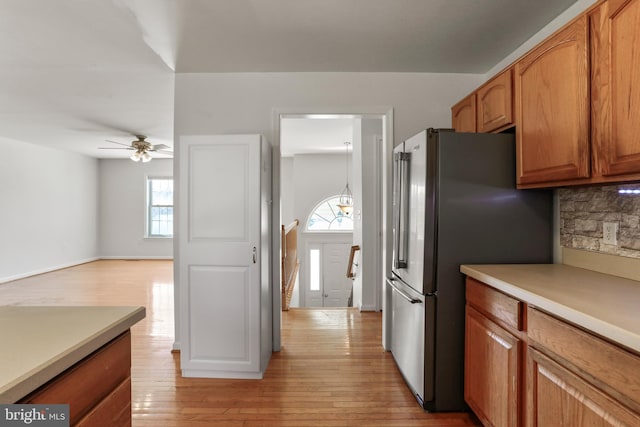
[178,134,261,377]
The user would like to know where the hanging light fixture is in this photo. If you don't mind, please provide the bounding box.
[337,141,353,215]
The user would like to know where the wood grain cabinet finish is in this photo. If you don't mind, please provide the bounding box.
[465,305,521,427]
[477,69,514,133]
[591,0,640,178]
[451,93,477,132]
[465,279,522,427]
[526,347,640,427]
[527,307,640,415]
[19,332,132,427]
[514,16,591,187]
[465,278,640,427]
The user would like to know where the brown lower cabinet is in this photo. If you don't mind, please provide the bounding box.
[465,306,521,427]
[465,277,640,427]
[18,331,133,427]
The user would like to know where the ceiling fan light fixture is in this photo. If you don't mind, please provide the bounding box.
[130,151,142,162]
[141,152,152,163]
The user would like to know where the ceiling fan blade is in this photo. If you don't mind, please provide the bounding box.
[150,144,170,151]
[98,147,134,150]
[155,149,174,156]
[105,139,134,148]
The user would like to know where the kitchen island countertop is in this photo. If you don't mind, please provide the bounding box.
[460,264,640,354]
[0,305,145,403]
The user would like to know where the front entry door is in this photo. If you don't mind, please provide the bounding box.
[323,243,352,307]
[305,243,352,307]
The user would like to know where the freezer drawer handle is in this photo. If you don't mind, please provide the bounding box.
[386,278,422,304]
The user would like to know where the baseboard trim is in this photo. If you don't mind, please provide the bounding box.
[0,257,100,284]
[100,256,174,260]
[0,257,174,284]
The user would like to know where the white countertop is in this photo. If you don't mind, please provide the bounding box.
[0,306,145,403]
[460,264,640,354]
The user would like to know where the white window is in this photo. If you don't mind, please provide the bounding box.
[309,249,321,291]
[147,177,173,237]
[306,195,354,232]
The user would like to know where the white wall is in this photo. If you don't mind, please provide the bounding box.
[352,118,383,311]
[293,153,352,226]
[280,157,295,226]
[0,137,98,282]
[98,158,173,258]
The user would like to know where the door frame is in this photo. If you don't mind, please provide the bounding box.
[271,107,394,351]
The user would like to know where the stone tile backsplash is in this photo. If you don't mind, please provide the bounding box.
[559,185,640,259]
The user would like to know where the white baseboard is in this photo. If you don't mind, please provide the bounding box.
[0,256,174,284]
[0,257,100,284]
[359,304,381,312]
[99,256,174,260]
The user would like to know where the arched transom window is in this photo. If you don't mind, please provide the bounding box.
[306,196,354,232]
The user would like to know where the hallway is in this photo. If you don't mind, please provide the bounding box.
[0,260,478,426]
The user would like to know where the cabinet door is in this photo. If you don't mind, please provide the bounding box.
[465,306,520,427]
[178,134,263,378]
[451,93,477,132]
[515,17,590,186]
[526,347,640,427]
[591,0,640,177]
[477,69,514,133]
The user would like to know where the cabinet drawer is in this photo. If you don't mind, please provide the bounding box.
[466,277,522,332]
[527,307,640,413]
[21,332,131,424]
[75,377,131,427]
[527,346,640,426]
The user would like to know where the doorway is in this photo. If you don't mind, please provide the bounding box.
[273,109,394,351]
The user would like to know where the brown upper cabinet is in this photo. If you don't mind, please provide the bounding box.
[450,0,640,188]
[515,16,590,187]
[477,69,514,133]
[451,93,477,132]
[450,70,514,134]
[591,0,640,178]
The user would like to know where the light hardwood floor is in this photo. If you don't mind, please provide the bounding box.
[0,260,479,426]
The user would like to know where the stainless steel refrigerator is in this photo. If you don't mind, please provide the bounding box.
[386,128,552,411]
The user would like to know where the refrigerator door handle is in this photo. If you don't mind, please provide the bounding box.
[394,152,410,269]
[387,278,422,304]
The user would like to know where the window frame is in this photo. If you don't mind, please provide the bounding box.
[304,195,354,233]
[146,176,174,238]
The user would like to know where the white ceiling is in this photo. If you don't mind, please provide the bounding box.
[0,0,579,158]
[281,117,356,157]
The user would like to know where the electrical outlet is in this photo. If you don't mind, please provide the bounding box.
[603,222,618,245]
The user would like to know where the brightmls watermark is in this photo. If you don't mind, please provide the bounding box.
[0,405,69,426]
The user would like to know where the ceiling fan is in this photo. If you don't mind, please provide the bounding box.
[99,135,173,162]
